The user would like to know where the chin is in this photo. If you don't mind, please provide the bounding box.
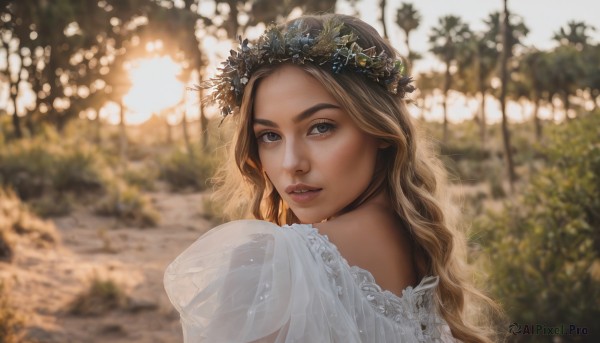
[292,209,325,224]
[292,211,328,225]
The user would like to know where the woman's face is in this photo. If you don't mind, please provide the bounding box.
[252,64,383,224]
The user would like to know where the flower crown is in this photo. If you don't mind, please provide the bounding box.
[203,17,415,117]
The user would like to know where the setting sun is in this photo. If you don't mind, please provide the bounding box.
[122,56,185,125]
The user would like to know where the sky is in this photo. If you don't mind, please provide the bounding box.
[2,1,598,125]
[338,0,600,73]
[329,0,600,123]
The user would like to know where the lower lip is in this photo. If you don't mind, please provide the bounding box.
[288,189,322,203]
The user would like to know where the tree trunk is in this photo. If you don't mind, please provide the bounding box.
[500,0,516,191]
[15,48,34,136]
[533,96,542,141]
[9,87,22,139]
[442,60,451,143]
[119,100,127,164]
[592,90,599,111]
[182,107,193,158]
[6,49,23,139]
[227,0,239,39]
[405,33,412,73]
[198,77,209,153]
[93,107,102,145]
[479,90,487,146]
[47,44,61,128]
[563,92,571,120]
[379,0,388,39]
[549,93,556,121]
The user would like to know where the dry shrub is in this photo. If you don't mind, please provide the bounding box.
[0,282,25,343]
[159,147,220,191]
[0,188,58,262]
[0,230,14,263]
[95,182,159,228]
[69,276,129,316]
[0,133,107,215]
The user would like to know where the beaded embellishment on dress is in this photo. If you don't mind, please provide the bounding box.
[285,223,447,342]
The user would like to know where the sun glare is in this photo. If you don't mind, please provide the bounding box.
[122,56,185,125]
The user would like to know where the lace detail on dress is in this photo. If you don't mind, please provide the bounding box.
[286,223,447,342]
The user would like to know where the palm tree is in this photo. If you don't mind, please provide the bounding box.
[582,44,600,111]
[499,0,516,190]
[552,21,594,119]
[553,20,596,51]
[379,0,389,39]
[395,2,421,70]
[455,30,496,146]
[249,0,338,32]
[546,46,586,120]
[415,71,443,120]
[429,15,471,142]
[517,49,551,140]
[473,11,527,146]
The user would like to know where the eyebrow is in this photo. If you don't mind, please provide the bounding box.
[253,103,340,128]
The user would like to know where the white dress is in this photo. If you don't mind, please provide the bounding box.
[164,220,455,342]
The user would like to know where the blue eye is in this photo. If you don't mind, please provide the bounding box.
[309,122,335,135]
[258,132,281,143]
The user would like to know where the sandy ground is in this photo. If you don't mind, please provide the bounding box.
[1,190,214,343]
[1,182,503,342]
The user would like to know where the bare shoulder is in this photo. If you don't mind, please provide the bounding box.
[313,204,417,296]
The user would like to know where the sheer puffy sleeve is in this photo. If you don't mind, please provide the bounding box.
[164,220,340,342]
[164,220,455,342]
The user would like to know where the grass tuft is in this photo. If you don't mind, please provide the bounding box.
[69,276,129,316]
[0,282,25,343]
[95,182,159,227]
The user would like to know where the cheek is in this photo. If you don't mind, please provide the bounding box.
[258,149,280,182]
[320,132,378,179]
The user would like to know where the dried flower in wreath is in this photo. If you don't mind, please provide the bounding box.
[202,17,415,118]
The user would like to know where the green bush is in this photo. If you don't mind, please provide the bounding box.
[0,141,57,199]
[441,144,491,162]
[475,113,600,340]
[29,192,74,217]
[0,138,107,202]
[120,164,158,192]
[52,147,105,193]
[95,182,159,227]
[159,147,220,191]
[69,276,129,316]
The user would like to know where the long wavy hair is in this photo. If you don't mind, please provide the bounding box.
[211,13,498,343]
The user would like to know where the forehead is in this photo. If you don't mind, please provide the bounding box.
[252,64,340,120]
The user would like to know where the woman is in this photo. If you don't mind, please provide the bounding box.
[165,14,494,342]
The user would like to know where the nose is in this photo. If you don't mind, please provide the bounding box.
[281,137,310,175]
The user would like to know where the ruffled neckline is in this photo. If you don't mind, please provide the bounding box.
[282,222,445,341]
[284,223,439,295]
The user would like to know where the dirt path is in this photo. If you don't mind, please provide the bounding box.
[1,190,214,342]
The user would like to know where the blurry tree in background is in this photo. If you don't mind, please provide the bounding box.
[395,2,421,72]
[428,15,471,142]
[414,71,442,121]
[455,11,527,148]
[475,112,600,341]
[378,0,389,39]
[498,0,527,190]
[553,20,596,51]
[0,0,338,142]
[515,49,551,141]
[550,21,595,120]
